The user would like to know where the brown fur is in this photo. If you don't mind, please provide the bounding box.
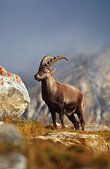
[34,70,85,130]
[34,56,85,130]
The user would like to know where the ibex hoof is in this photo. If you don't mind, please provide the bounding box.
[51,125,57,130]
[62,125,66,129]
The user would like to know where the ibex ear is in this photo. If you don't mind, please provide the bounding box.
[50,69,56,73]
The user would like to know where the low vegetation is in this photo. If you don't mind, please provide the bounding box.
[1,119,110,169]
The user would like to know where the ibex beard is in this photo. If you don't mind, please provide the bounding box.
[34,56,85,130]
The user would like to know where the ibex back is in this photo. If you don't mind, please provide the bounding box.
[34,56,85,130]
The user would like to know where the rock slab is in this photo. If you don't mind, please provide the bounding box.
[0,66,30,118]
[36,131,109,152]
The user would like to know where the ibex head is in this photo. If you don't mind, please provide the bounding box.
[34,55,68,81]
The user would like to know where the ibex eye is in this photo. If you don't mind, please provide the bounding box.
[44,69,49,73]
[43,70,47,73]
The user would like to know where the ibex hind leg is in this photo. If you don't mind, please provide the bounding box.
[66,113,79,130]
[76,107,85,131]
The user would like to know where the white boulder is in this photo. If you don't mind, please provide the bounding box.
[0,66,30,118]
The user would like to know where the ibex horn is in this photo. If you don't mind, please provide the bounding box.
[46,56,68,68]
[40,56,53,66]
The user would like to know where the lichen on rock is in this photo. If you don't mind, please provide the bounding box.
[0,66,30,119]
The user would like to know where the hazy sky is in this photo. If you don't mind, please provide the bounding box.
[0,0,110,75]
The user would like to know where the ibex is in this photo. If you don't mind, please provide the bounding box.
[34,56,85,130]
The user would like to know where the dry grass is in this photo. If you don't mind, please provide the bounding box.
[1,118,110,169]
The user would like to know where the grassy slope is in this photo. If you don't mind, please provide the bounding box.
[1,119,110,169]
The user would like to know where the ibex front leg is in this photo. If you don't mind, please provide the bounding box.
[59,108,65,129]
[51,112,57,129]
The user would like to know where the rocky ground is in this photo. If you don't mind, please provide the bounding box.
[0,120,110,169]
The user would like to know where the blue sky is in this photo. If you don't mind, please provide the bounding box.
[0,0,110,75]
